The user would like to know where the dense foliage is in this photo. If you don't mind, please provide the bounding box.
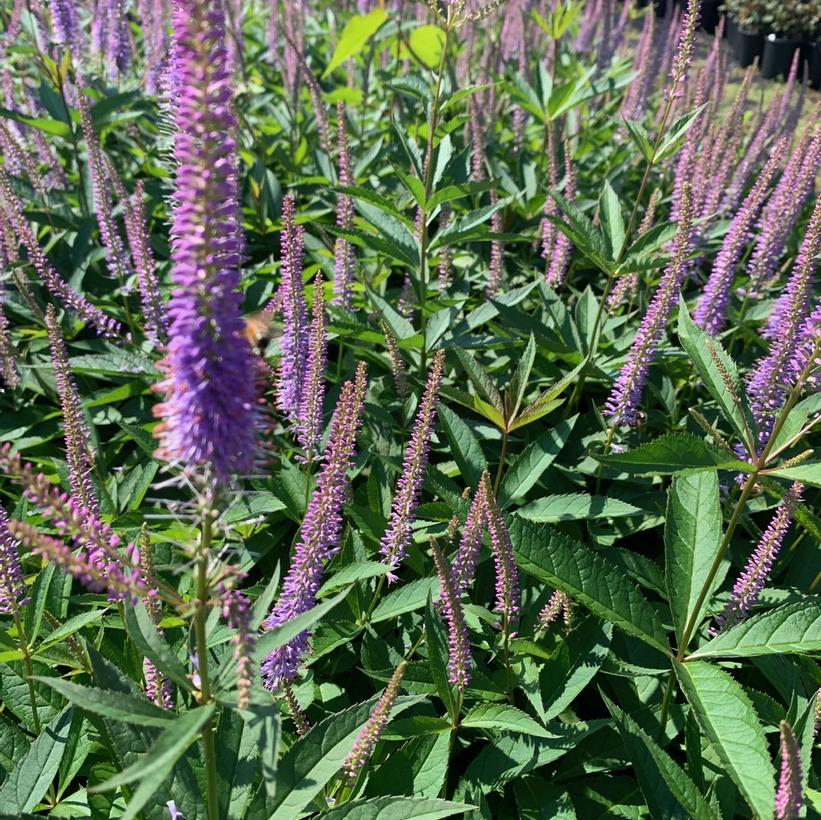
[0,0,818,817]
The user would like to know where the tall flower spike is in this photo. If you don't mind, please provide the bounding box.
[486,195,504,297]
[481,473,520,624]
[332,103,355,308]
[379,350,445,580]
[664,0,699,104]
[694,145,783,336]
[0,280,18,389]
[277,194,309,420]
[540,124,559,264]
[139,527,173,709]
[789,301,821,392]
[605,183,694,426]
[0,506,28,615]
[537,590,571,631]
[46,306,99,515]
[748,202,821,447]
[431,540,471,691]
[153,0,257,481]
[296,276,327,457]
[342,660,407,783]
[713,483,803,633]
[0,170,126,340]
[223,588,255,710]
[545,138,577,288]
[775,721,803,820]
[621,10,654,120]
[451,482,488,593]
[262,364,367,691]
[49,0,81,50]
[381,322,408,402]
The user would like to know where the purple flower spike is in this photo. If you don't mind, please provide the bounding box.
[694,145,783,336]
[605,183,694,427]
[262,364,367,691]
[713,483,803,633]
[481,474,520,625]
[382,322,409,402]
[545,138,577,288]
[621,11,655,120]
[451,483,488,594]
[0,280,18,389]
[537,590,571,631]
[153,0,257,481]
[49,0,81,50]
[296,276,327,457]
[46,306,100,515]
[775,721,803,820]
[342,660,407,783]
[0,506,28,615]
[431,540,471,692]
[277,194,309,421]
[380,350,445,580]
[332,104,355,308]
[223,588,255,709]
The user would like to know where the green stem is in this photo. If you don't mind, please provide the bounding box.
[13,612,40,734]
[195,514,220,820]
[493,428,509,495]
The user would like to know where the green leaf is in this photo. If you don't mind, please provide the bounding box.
[123,602,192,692]
[688,600,821,659]
[324,8,388,77]
[547,193,610,271]
[510,517,669,654]
[461,704,551,738]
[451,348,503,411]
[539,617,612,721]
[318,561,391,597]
[439,405,487,490]
[355,200,420,268]
[623,119,653,162]
[32,678,173,727]
[425,596,456,719]
[508,334,537,420]
[767,462,821,488]
[605,696,719,820]
[509,361,584,432]
[595,433,750,475]
[0,706,73,813]
[600,181,625,260]
[499,416,577,507]
[516,493,642,522]
[270,696,422,819]
[677,304,754,449]
[253,586,352,661]
[35,608,108,653]
[407,25,446,69]
[675,660,774,818]
[371,577,440,623]
[323,797,474,820]
[654,104,707,162]
[665,472,722,647]
[430,201,507,250]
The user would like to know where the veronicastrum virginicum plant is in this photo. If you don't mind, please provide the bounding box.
[0,0,818,818]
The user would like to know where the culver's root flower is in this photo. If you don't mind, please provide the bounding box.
[537,590,571,631]
[545,138,577,288]
[296,276,327,457]
[0,505,28,615]
[451,483,488,593]
[604,182,693,427]
[775,721,803,820]
[380,350,445,580]
[262,363,367,691]
[139,528,173,709]
[342,660,407,783]
[46,306,99,514]
[223,587,255,709]
[713,483,803,633]
[381,322,409,402]
[481,473,520,625]
[153,0,257,481]
[277,193,309,420]
[332,103,355,308]
[431,540,471,691]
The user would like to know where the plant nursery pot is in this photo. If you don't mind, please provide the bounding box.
[733,27,764,68]
[725,18,739,49]
[808,42,821,90]
[761,35,801,80]
[700,0,720,33]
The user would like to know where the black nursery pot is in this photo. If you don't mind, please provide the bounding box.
[726,18,739,49]
[700,0,721,33]
[808,42,821,90]
[761,35,801,80]
[734,27,764,68]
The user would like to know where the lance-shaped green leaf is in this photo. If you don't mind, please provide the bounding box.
[508,334,537,420]
[604,696,719,820]
[32,678,174,727]
[324,8,388,76]
[510,517,669,654]
[439,405,487,490]
[461,704,551,738]
[675,660,774,818]
[677,304,755,450]
[452,348,504,411]
[600,181,625,260]
[318,561,391,598]
[766,462,821,488]
[0,706,73,813]
[425,596,456,719]
[430,200,508,250]
[516,493,643,522]
[499,415,577,507]
[653,104,707,162]
[371,577,440,623]
[688,600,821,659]
[123,602,192,692]
[509,360,584,432]
[595,433,751,475]
[547,193,611,272]
[665,472,722,646]
[270,695,422,819]
[323,797,475,820]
